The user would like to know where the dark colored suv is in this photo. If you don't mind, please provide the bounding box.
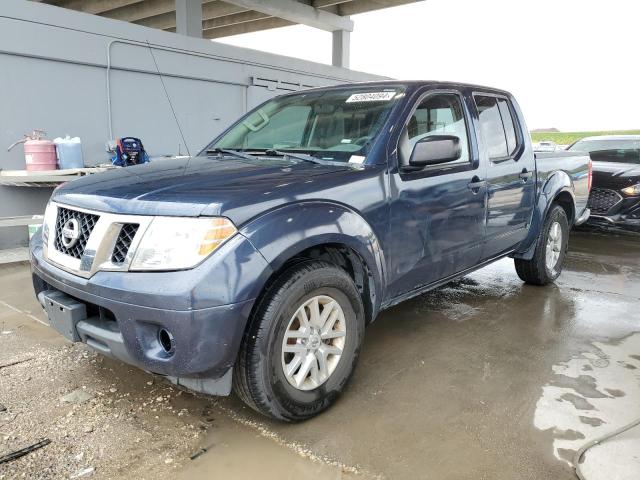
[568,135,640,228]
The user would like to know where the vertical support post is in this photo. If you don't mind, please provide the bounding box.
[176,0,203,38]
[332,29,350,68]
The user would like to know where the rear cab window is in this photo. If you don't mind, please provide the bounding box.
[474,94,521,161]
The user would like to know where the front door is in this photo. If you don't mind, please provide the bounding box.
[473,94,536,258]
[386,91,487,299]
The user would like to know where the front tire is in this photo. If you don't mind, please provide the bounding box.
[515,204,569,285]
[233,261,365,421]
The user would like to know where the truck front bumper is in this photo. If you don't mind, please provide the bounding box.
[30,232,268,396]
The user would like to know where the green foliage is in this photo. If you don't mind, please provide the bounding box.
[530,130,640,145]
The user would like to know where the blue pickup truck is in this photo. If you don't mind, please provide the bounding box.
[30,81,591,421]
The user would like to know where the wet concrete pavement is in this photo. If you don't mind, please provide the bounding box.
[1,229,639,479]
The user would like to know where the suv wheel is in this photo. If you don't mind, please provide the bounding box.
[514,204,569,285]
[233,261,365,421]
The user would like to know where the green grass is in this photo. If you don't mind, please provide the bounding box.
[530,130,640,145]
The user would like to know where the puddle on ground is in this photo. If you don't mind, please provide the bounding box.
[176,407,368,480]
[534,332,640,465]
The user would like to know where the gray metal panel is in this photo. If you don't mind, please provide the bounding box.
[0,0,385,249]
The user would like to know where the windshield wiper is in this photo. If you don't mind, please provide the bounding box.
[206,148,257,160]
[264,149,325,165]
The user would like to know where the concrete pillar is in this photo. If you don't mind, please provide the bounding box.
[332,29,350,68]
[176,0,202,38]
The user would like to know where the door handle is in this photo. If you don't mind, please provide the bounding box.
[467,176,487,193]
[519,169,533,182]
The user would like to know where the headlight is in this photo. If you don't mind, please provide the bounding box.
[621,184,640,196]
[130,217,237,271]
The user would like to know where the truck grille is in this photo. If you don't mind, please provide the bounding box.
[587,188,622,215]
[54,207,100,259]
[111,224,139,263]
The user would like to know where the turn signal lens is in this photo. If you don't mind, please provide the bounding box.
[198,218,238,256]
[621,184,640,196]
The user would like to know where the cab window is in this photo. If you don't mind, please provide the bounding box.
[475,95,519,160]
[399,93,470,166]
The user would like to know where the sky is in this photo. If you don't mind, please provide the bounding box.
[217,0,639,132]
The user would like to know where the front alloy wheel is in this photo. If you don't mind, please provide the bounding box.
[233,261,365,421]
[282,295,346,391]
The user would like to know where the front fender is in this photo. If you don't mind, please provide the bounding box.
[513,171,575,260]
[239,201,386,316]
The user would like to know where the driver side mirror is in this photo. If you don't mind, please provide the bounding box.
[409,135,461,167]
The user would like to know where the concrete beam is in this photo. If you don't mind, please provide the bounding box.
[312,0,351,7]
[332,29,349,68]
[337,0,420,16]
[201,1,246,19]
[100,0,175,22]
[134,11,176,30]
[135,2,246,31]
[223,0,353,32]
[48,0,145,15]
[204,17,293,39]
[175,0,202,37]
[202,11,269,31]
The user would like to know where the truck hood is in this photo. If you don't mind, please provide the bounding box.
[53,156,354,225]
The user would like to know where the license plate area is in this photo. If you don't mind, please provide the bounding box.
[42,291,87,342]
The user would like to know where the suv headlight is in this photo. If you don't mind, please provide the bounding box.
[130,217,237,271]
[621,183,640,196]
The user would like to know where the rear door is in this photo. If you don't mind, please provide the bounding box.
[386,90,487,298]
[473,94,535,258]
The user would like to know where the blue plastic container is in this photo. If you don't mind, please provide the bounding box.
[54,136,84,170]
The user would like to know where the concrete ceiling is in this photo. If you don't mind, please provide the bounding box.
[32,0,421,39]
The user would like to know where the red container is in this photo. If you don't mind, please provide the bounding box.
[7,130,59,171]
[24,139,58,171]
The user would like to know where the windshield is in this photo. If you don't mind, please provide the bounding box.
[568,138,640,164]
[210,87,405,162]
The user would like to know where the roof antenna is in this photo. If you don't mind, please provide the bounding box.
[145,40,191,159]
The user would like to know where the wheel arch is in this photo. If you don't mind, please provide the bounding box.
[513,171,577,260]
[240,201,386,325]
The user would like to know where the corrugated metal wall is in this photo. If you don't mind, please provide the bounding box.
[0,0,383,248]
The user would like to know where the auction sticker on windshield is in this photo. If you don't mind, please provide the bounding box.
[346,91,397,103]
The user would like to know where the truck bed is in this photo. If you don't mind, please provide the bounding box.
[534,150,591,223]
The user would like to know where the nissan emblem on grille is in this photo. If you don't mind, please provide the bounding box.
[54,207,100,260]
[61,218,80,248]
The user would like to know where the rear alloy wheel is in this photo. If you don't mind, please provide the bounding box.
[233,261,365,421]
[515,204,569,285]
[545,221,563,272]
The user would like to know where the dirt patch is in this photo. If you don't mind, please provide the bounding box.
[0,316,212,479]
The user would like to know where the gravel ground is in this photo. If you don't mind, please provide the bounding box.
[0,262,368,480]
[0,325,212,479]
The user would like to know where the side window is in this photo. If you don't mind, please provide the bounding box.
[475,95,520,160]
[399,93,470,166]
[475,96,508,159]
[498,99,518,155]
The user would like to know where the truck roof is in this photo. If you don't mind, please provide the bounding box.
[295,80,513,97]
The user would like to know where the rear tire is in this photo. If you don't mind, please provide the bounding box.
[233,261,365,421]
[515,204,569,285]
